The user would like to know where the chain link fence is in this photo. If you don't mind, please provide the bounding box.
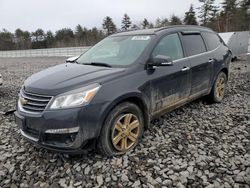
[0,46,91,58]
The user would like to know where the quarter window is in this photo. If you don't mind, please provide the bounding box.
[152,33,184,61]
[202,32,221,51]
[182,34,206,56]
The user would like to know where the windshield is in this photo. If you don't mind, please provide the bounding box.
[77,35,152,67]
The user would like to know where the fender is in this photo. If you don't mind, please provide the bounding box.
[95,91,151,138]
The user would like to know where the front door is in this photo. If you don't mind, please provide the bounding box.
[149,33,191,114]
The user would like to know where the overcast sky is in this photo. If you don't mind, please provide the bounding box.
[0,0,223,32]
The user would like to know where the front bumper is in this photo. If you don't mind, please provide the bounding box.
[14,103,107,154]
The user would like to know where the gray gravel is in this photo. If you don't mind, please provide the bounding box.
[0,56,249,188]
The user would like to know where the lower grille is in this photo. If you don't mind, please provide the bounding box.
[26,127,39,138]
[20,89,52,113]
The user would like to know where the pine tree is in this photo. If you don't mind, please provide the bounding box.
[131,24,140,30]
[55,28,74,47]
[155,18,169,28]
[238,0,250,30]
[184,4,198,25]
[75,25,86,45]
[170,15,182,25]
[0,29,15,50]
[198,0,216,26]
[31,29,46,49]
[155,18,162,28]
[75,25,84,38]
[209,5,220,22]
[221,0,238,31]
[15,29,31,49]
[161,18,170,27]
[45,31,54,48]
[121,13,132,30]
[149,23,154,28]
[32,29,45,42]
[142,18,150,29]
[222,0,237,13]
[102,16,117,35]
[88,27,103,45]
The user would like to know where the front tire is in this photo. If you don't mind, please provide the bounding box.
[97,102,144,157]
[208,72,227,103]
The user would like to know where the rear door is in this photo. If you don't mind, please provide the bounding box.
[181,32,213,96]
[149,33,191,114]
[201,31,226,86]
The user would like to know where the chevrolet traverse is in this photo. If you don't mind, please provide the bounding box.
[15,26,231,156]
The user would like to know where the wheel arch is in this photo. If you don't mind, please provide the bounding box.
[220,67,229,79]
[97,93,150,138]
[211,67,229,90]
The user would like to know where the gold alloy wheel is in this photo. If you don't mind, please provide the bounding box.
[216,76,226,99]
[111,113,140,152]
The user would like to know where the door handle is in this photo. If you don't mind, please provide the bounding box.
[208,59,214,63]
[181,67,190,71]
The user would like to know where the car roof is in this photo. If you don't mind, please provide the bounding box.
[112,25,214,37]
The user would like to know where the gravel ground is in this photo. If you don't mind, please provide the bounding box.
[0,56,249,188]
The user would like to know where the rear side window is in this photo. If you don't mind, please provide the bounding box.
[182,34,206,56]
[202,32,221,51]
[152,33,184,61]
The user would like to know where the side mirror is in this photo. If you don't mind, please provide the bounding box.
[148,55,173,67]
[66,55,80,63]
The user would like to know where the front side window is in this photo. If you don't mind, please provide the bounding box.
[77,35,152,67]
[152,33,184,61]
[182,34,207,56]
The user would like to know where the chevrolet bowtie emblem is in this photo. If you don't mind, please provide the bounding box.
[20,97,28,105]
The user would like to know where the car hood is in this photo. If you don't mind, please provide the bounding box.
[24,63,125,96]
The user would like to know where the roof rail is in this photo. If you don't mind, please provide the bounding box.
[155,25,213,32]
[113,28,143,35]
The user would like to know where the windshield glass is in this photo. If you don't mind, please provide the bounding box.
[77,35,152,67]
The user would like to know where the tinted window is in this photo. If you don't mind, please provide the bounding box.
[152,33,184,61]
[182,34,206,56]
[202,32,221,51]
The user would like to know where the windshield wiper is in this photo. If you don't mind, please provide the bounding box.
[82,62,112,68]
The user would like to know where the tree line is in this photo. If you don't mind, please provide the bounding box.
[0,27,105,51]
[0,0,249,51]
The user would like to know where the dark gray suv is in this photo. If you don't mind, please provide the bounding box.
[15,26,231,156]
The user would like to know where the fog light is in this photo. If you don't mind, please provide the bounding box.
[45,127,79,134]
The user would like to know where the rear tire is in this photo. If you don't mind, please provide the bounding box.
[208,72,227,103]
[97,102,144,157]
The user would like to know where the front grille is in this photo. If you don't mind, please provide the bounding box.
[20,89,52,113]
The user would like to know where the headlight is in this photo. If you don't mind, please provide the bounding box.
[49,83,101,109]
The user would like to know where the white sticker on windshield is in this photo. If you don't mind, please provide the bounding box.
[131,36,151,41]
